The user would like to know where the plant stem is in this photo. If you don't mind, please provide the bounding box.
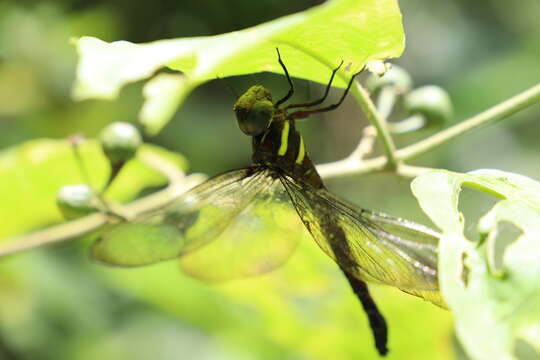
[388,114,426,134]
[396,164,435,178]
[397,82,540,161]
[317,156,386,179]
[376,86,397,120]
[350,81,399,167]
[319,82,540,180]
[0,214,108,257]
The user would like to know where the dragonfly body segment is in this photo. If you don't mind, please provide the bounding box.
[92,51,443,356]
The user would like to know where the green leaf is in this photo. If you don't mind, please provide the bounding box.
[0,139,186,239]
[72,0,404,135]
[411,169,540,360]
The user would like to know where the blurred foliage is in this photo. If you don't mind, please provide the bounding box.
[0,139,185,238]
[0,0,539,359]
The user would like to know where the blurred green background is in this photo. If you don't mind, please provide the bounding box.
[0,0,539,359]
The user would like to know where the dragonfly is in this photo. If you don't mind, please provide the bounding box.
[91,49,443,356]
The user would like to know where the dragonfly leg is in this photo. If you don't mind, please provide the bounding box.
[284,60,344,110]
[342,271,388,356]
[275,48,295,107]
[289,68,363,120]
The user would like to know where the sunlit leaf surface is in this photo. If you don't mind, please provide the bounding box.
[73,0,404,134]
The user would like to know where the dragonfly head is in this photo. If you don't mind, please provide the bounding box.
[234,85,275,136]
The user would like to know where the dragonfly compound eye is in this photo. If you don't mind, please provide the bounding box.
[236,100,273,136]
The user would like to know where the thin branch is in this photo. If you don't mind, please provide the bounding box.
[318,79,401,178]
[349,126,377,159]
[375,86,398,120]
[0,154,205,258]
[396,164,436,178]
[0,214,108,258]
[319,82,540,180]
[316,155,387,179]
[397,82,540,161]
[317,126,382,178]
[350,81,399,168]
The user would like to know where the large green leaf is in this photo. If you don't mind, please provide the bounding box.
[411,169,540,360]
[72,0,404,135]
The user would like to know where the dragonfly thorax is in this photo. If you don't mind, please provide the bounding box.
[233,84,322,188]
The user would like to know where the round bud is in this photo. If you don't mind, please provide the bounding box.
[366,65,412,95]
[404,85,453,125]
[99,122,142,165]
[56,184,97,220]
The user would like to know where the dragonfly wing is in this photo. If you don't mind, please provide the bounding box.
[91,167,265,266]
[92,167,307,282]
[280,174,445,307]
[91,222,186,266]
[179,169,307,282]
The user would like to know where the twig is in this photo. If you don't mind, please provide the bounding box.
[319,82,540,180]
[350,126,377,159]
[0,214,108,258]
[317,155,387,179]
[397,82,540,161]
[317,126,379,177]
[396,164,436,178]
[349,81,399,168]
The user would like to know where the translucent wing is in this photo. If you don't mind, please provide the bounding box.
[179,169,307,281]
[280,174,445,307]
[91,167,307,281]
[92,168,260,266]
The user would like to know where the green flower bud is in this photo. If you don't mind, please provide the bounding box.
[404,85,453,125]
[56,184,97,220]
[100,122,142,165]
